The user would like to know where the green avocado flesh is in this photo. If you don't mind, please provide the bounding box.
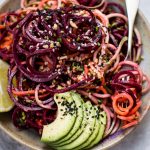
[75,106,100,150]
[86,111,107,149]
[41,91,107,150]
[52,101,87,147]
[41,92,76,142]
[51,92,84,146]
[55,101,96,150]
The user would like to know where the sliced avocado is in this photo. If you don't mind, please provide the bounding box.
[75,106,100,150]
[53,101,87,147]
[52,92,84,145]
[55,101,96,150]
[86,111,107,149]
[41,92,76,143]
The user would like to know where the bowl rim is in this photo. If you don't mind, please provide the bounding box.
[0,1,150,150]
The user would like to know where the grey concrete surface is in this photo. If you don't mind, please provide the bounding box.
[0,0,150,150]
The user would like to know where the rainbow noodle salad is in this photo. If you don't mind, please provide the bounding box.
[0,0,150,145]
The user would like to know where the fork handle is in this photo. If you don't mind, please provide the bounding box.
[125,0,140,60]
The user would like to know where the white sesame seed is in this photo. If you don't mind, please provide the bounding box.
[52,24,58,30]
[59,56,67,60]
[70,20,78,29]
[56,20,59,23]
[39,66,44,70]
[56,42,61,47]
[69,30,72,34]
[43,45,49,49]
[77,46,81,50]
[44,62,48,65]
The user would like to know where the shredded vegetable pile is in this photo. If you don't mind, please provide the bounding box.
[0,0,150,138]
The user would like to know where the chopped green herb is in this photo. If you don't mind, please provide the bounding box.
[97,42,101,46]
[57,37,62,43]
[98,99,102,104]
[76,37,80,41]
[95,26,99,32]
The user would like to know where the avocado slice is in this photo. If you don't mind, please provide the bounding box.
[52,92,84,145]
[41,92,76,143]
[75,106,101,150]
[86,111,107,149]
[53,100,87,147]
[55,101,96,150]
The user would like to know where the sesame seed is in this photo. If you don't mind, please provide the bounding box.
[43,45,49,49]
[44,62,48,65]
[52,24,58,30]
[77,46,81,50]
[56,20,59,23]
[70,20,78,29]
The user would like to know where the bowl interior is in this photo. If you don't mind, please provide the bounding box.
[0,0,150,150]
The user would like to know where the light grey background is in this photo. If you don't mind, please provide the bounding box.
[0,0,150,150]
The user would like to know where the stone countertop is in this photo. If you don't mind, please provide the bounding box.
[0,0,150,150]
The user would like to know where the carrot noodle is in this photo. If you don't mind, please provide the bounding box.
[122,120,138,129]
[0,0,149,138]
[93,85,111,99]
[84,65,89,78]
[117,115,136,121]
[12,89,46,96]
[129,101,142,115]
[112,93,134,116]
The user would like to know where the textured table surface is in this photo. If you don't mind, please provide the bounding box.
[0,0,150,150]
